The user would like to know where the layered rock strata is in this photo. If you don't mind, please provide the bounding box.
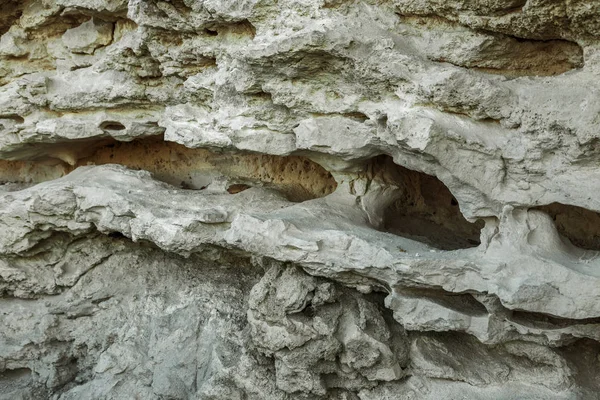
[2,0,600,399]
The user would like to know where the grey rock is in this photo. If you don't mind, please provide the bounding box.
[62,19,113,55]
[2,0,600,398]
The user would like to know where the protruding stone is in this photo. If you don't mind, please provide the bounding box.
[62,18,113,54]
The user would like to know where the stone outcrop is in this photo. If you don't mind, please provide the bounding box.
[2,0,600,399]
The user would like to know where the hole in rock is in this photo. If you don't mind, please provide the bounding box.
[368,155,483,250]
[0,367,32,390]
[227,184,251,194]
[0,137,120,167]
[396,287,488,316]
[0,368,31,380]
[107,231,125,239]
[76,137,337,201]
[0,136,338,202]
[0,0,24,36]
[1,115,25,124]
[99,121,126,131]
[339,111,369,122]
[534,203,600,251]
[203,19,256,39]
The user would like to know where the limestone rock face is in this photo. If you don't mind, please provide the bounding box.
[2,0,600,399]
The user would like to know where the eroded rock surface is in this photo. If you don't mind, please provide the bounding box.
[2,0,600,399]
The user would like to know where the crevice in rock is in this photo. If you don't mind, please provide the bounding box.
[0,136,338,202]
[312,111,369,122]
[252,50,349,80]
[75,137,337,201]
[388,284,600,347]
[203,19,256,39]
[534,203,600,251]
[0,367,32,381]
[203,28,219,36]
[1,137,123,166]
[226,183,252,194]
[0,12,135,85]
[416,103,502,124]
[397,0,528,17]
[557,339,600,394]
[407,330,577,390]
[0,114,25,124]
[396,287,488,316]
[107,231,125,239]
[27,12,91,39]
[397,14,584,76]
[99,121,126,132]
[0,0,24,36]
[510,310,600,330]
[365,156,483,250]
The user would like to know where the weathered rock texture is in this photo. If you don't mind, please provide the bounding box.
[2,0,600,399]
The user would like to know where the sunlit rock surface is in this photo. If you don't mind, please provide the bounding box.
[2,0,600,399]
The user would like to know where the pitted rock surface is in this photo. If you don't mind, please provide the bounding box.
[2,0,600,399]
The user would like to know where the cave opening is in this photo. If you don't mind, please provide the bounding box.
[0,136,338,203]
[535,203,600,251]
[368,155,483,250]
[75,137,337,202]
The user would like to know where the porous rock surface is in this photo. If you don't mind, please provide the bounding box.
[2,0,600,399]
